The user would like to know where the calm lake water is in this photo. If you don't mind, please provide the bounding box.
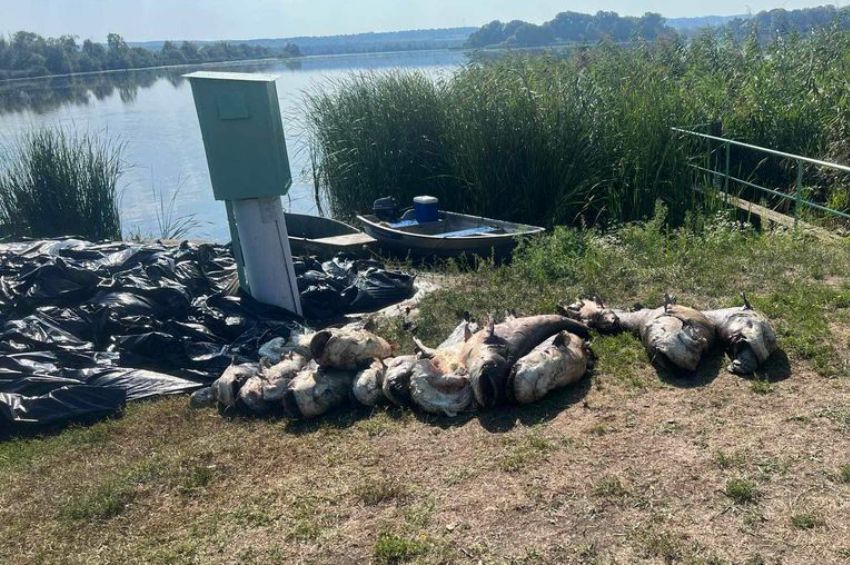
[0,50,466,241]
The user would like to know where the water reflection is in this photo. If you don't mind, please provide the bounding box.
[0,60,306,116]
[0,49,468,117]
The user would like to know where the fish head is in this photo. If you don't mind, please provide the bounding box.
[724,311,778,366]
[468,349,510,408]
[564,298,619,332]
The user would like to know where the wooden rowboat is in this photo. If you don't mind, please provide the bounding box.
[284,212,375,258]
[356,209,545,260]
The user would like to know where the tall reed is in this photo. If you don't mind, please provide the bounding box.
[0,128,123,240]
[306,29,850,227]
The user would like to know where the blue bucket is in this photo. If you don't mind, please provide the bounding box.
[413,195,439,223]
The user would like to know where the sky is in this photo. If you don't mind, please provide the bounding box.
[0,0,843,42]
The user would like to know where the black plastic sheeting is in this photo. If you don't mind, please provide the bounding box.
[0,238,414,431]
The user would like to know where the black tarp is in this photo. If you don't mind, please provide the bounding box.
[0,238,414,431]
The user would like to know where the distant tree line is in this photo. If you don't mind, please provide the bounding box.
[0,32,301,80]
[465,11,671,48]
[723,5,850,42]
[466,5,850,48]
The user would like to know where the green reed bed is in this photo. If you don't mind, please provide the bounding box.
[0,128,123,240]
[306,30,850,227]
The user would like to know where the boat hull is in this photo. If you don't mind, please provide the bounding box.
[284,212,375,258]
[357,210,545,260]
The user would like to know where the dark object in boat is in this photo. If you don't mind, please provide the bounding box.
[357,209,545,260]
[372,197,400,222]
[284,212,376,259]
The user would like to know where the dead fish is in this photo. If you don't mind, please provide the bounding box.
[566,296,714,373]
[460,314,590,408]
[703,293,778,374]
[310,327,392,370]
[282,361,355,419]
[258,325,314,362]
[409,358,474,417]
[507,331,591,404]
[413,316,478,374]
[353,359,386,407]
[188,386,216,409]
[382,355,418,407]
[260,353,309,403]
[211,362,258,407]
[238,375,269,414]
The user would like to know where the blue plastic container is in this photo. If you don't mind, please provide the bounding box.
[413,195,439,223]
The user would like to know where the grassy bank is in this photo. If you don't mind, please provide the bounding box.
[306,29,850,227]
[0,128,123,240]
[2,215,850,563]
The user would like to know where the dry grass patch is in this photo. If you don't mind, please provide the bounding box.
[354,476,410,506]
[496,431,555,472]
[838,464,850,484]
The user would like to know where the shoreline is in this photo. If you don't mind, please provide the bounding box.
[0,47,469,85]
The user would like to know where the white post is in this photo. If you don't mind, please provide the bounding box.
[230,196,302,316]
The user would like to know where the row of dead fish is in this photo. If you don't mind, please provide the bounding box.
[190,293,777,420]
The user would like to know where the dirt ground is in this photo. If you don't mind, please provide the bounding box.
[2,338,849,564]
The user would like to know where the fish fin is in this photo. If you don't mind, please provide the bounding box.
[741,291,753,310]
[463,323,473,342]
[554,332,571,347]
[487,316,495,337]
[664,293,676,311]
[413,336,437,359]
[594,295,606,308]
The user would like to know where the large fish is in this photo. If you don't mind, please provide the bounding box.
[703,293,777,374]
[353,359,386,407]
[381,355,418,407]
[258,325,314,362]
[507,331,591,404]
[459,314,591,408]
[566,296,714,373]
[412,316,478,374]
[211,362,258,408]
[260,353,309,402]
[310,326,392,370]
[237,352,310,414]
[409,359,474,417]
[281,361,355,419]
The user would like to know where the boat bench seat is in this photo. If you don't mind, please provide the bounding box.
[388,219,424,229]
[442,226,501,238]
[311,233,376,247]
[386,218,501,238]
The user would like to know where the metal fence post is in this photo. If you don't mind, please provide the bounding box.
[724,141,731,203]
[795,159,804,228]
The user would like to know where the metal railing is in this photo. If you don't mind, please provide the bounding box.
[672,127,850,226]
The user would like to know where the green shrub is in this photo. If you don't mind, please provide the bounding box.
[0,128,122,240]
[725,478,759,505]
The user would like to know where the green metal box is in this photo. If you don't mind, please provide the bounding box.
[185,71,292,201]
